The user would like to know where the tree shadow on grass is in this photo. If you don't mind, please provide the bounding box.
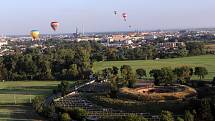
[1,105,45,120]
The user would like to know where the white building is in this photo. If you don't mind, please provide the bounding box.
[0,39,8,48]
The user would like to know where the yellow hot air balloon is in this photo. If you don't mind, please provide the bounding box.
[31,30,40,40]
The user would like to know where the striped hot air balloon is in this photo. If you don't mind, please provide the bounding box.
[31,30,40,40]
[51,22,59,31]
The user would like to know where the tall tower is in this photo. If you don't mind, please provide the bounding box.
[76,27,78,35]
[73,27,79,39]
[82,24,85,36]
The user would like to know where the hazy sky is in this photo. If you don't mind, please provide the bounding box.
[1,0,215,35]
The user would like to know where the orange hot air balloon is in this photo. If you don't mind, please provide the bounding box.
[31,30,40,40]
[51,22,59,31]
[122,13,127,21]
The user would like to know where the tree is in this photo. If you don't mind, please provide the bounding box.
[32,96,45,114]
[58,81,70,97]
[160,110,174,121]
[177,46,188,57]
[61,113,71,121]
[184,110,194,121]
[161,67,176,85]
[120,65,133,80]
[194,67,208,80]
[197,99,214,121]
[69,108,87,121]
[150,68,176,85]
[174,66,193,84]
[136,68,147,79]
[188,98,214,121]
[102,68,113,79]
[212,77,215,87]
[186,42,206,56]
[0,63,7,80]
[150,69,163,85]
[37,61,53,80]
[112,66,119,76]
[68,64,79,79]
[120,65,136,88]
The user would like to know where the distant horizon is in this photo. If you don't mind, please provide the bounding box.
[3,26,215,37]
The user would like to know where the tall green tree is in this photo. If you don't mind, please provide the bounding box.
[150,69,163,85]
[186,42,206,56]
[112,66,119,76]
[174,66,193,84]
[120,65,136,88]
[136,68,147,79]
[161,67,176,85]
[194,67,208,80]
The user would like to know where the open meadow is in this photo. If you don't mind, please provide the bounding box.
[0,81,61,121]
[93,55,215,81]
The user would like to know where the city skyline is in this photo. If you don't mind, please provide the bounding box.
[1,0,215,35]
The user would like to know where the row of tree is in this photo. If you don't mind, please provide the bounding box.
[96,65,208,88]
[91,42,206,61]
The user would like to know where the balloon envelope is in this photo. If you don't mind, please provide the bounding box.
[122,13,127,21]
[114,11,117,15]
[51,22,59,31]
[31,30,40,40]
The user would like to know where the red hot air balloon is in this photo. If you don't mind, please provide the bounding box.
[51,22,59,31]
[122,13,127,21]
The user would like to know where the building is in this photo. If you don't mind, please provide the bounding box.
[157,42,185,49]
[0,39,8,48]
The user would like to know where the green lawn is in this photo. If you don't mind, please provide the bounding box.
[93,55,215,81]
[0,81,64,120]
[0,81,61,104]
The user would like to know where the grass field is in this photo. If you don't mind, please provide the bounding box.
[93,55,215,81]
[0,81,62,121]
[0,81,61,104]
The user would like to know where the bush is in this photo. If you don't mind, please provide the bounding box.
[160,110,174,121]
[68,108,87,121]
[32,96,46,113]
[61,113,71,121]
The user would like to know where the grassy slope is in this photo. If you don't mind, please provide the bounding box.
[93,55,215,81]
[0,81,62,120]
[0,81,61,104]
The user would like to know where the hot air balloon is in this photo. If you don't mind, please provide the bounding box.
[31,30,40,40]
[122,13,127,21]
[114,11,117,15]
[51,22,59,31]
